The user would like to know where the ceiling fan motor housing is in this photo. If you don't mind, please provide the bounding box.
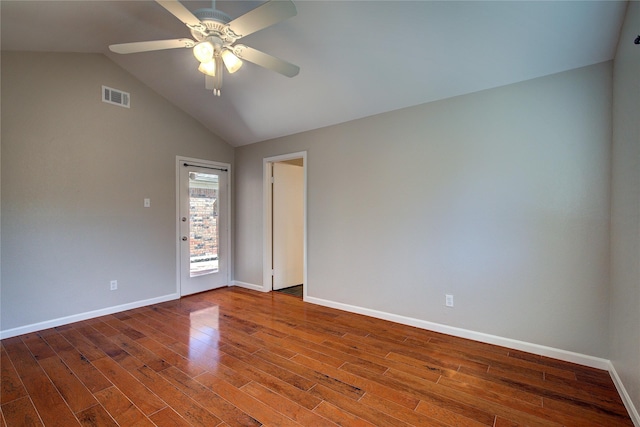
[191,9,233,42]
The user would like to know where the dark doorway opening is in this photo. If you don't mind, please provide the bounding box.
[276,284,302,298]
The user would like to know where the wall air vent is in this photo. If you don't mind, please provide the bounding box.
[102,85,130,108]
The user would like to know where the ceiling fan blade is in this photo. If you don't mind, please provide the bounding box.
[155,0,202,27]
[227,0,296,39]
[109,39,195,54]
[234,45,299,77]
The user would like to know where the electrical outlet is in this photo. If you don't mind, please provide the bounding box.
[144,198,151,208]
[445,294,454,307]
[110,280,118,291]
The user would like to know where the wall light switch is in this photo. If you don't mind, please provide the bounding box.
[144,198,151,208]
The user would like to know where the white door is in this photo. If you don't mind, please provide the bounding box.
[272,162,304,290]
[178,161,229,296]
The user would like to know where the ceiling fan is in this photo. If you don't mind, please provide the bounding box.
[109,0,300,96]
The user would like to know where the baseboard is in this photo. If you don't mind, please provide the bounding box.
[232,281,267,292]
[0,293,180,340]
[305,295,611,370]
[609,361,640,427]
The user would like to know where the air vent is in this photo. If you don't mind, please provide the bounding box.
[102,85,130,108]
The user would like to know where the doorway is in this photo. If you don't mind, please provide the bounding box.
[263,152,307,298]
[177,157,230,296]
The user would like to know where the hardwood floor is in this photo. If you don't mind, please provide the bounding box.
[1,287,633,426]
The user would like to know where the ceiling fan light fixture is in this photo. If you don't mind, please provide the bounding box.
[198,59,216,76]
[221,49,243,73]
[193,41,214,63]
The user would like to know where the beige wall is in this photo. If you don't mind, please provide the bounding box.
[235,62,613,358]
[610,1,640,414]
[1,52,233,332]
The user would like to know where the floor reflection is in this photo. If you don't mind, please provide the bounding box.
[188,306,220,361]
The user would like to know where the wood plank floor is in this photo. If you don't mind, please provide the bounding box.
[1,287,633,426]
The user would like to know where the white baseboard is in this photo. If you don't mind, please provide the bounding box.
[0,293,180,340]
[609,361,640,427]
[232,281,267,292]
[304,296,611,370]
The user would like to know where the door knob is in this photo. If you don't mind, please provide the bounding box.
[181,217,187,222]
[182,236,188,241]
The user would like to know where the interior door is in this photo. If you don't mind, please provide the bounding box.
[272,162,304,290]
[179,162,228,296]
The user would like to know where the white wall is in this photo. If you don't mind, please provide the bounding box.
[235,62,613,358]
[1,52,233,334]
[610,1,640,415]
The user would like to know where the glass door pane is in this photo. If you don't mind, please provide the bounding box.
[188,172,219,277]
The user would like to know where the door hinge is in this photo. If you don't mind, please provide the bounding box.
[270,176,274,184]
[271,269,274,276]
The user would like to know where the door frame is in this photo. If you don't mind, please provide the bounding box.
[176,156,232,296]
[263,151,307,298]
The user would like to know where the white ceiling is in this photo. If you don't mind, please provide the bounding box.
[1,0,628,147]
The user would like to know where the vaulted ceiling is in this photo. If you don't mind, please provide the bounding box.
[1,1,628,146]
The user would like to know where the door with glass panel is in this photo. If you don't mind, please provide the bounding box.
[178,161,229,296]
